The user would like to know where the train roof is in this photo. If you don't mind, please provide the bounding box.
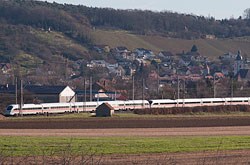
[150,99,176,103]
[150,97,250,103]
[224,97,250,100]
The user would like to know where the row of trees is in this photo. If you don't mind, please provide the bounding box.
[2,1,250,40]
[0,0,92,45]
[79,6,250,39]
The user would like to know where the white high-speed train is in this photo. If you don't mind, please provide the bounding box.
[5,100,149,116]
[5,97,250,116]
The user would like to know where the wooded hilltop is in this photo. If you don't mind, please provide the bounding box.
[1,0,250,64]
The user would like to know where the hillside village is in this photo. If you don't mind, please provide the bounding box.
[1,44,250,104]
[1,1,250,105]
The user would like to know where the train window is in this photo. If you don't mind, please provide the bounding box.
[153,103,159,105]
[118,104,124,106]
[44,107,50,109]
[212,101,225,103]
[244,100,249,102]
[7,106,13,111]
[178,102,183,104]
[23,107,42,110]
[203,101,211,103]
[185,102,201,104]
[136,103,143,105]
[78,105,96,108]
[233,100,242,102]
[57,106,68,109]
[228,100,242,103]
[160,103,175,105]
[87,105,96,107]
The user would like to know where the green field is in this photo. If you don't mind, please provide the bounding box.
[0,136,250,156]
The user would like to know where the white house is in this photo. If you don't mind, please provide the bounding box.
[59,86,76,103]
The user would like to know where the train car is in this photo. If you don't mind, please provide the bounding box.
[149,97,250,109]
[150,99,176,109]
[6,104,43,116]
[5,97,250,116]
[200,98,226,106]
[72,101,98,113]
[123,100,150,110]
[5,100,150,116]
[224,97,250,105]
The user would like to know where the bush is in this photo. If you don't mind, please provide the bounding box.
[134,105,250,115]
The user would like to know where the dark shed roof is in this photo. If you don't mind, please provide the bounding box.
[0,85,67,94]
[0,85,15,94]
[24,85,67,94]
[97,103,114,110]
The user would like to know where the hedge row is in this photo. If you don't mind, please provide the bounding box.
[134,105,250,115]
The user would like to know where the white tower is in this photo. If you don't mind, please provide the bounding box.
[234,50,244,76]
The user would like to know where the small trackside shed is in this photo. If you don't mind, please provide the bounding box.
[96,103,114,117]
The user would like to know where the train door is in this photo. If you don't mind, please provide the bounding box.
[41,105,44,114]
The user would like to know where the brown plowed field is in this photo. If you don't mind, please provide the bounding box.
[2,116,250,164]
[1,116,250,129]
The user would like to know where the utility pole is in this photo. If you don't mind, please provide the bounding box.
[142,78,145,107]
[84,78,86,102]
[177,75,180,100]
[183,78,186,99]
[132,76,135,101]
[157,64,160,97]
[213,74,216,98]
[231,77,234,98]
[115,91,117,101]
[65,58,69,82]
[83,78,86,111]
[89,77,92,102]
[20,79,23,116]
[15,77,18,104]
[196,80,199,98]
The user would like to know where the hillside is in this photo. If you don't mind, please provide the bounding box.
[92,29,250,60]
[0,0,250,69]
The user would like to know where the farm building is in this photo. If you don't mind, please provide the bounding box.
[96,103,114,117]
[0,85,75,103]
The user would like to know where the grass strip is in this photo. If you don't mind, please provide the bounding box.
[7,111,250,120]
[0,136,250,156]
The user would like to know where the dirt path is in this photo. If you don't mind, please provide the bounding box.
[1,126,250,137]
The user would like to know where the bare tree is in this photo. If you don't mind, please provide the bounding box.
[243,8,250,19]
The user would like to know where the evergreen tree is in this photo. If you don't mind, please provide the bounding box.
[191,45,198,52]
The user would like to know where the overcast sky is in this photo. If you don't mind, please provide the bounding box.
[44,0,250,19]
